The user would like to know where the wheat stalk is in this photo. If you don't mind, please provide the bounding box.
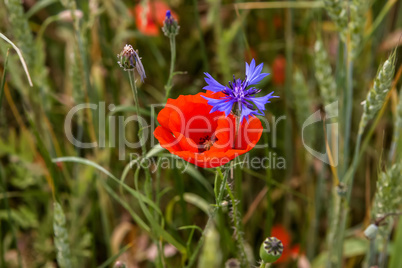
[323,0,348,41]
[359,52,396,135]
[53,202,72,268]
[292,68,313,129]
[4,0,35,67]
[314,39,337,113]
[349,0,370,59]
[372,164,402,240]
[389,84,402,161]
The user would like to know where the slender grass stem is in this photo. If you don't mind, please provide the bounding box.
[0,49,9,112]
[128,70,161,265]
[343,60,354,175]
[185,167,228,268]
[165,36,176,101]
[263,132,273,234]
[368,238,377,266]
[0,166,22,268]
[191,0,209,72]
[127,70,150,169]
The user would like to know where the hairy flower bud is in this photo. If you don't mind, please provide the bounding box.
[117,44,146,82]
[162,10,180,37]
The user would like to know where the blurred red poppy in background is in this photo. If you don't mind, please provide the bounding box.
[272,56,286,86]
[271,225,300,263]
[132,1,177,36]
[154,92,263,168]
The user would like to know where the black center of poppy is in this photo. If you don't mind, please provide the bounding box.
[198,135,218,153]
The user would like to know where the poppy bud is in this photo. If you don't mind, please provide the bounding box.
[162,10,180,37]
[259,237,283,263]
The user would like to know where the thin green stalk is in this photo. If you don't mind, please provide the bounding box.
[0,166,22,268]
[333,55,394,263]
[186,167,228,268]
[331,123,363,266]
[191,0,209,72]
[225,181,248,267]
[0,33,33,86]
[343,60,354,175]
[263,131,273,234]
[379,236,390,268]
[165,36,176,101]
[368,239,377,266]
[0,49,9,111]
[128,70,162,265]
[127,70,152,194]
[283,3,294,230]
[174,167,189,225]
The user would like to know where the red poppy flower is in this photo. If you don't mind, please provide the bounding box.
[153,92,263,168]
[270,225,301,263]
[132,1,177,36]
[272,56,286,86]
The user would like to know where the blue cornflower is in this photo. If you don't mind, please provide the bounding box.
[202,59,279,123]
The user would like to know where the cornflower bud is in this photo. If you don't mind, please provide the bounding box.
[117,44,146,82]
[162,10,180,37]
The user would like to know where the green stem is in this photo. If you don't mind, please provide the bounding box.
[0,49,9,112]
[225,181,248,267]
[128,70,159,264]
[263,132,273,234]
[128,71,148,160]
[191,0,209,72]
[165,36,176,101]
[343,59,354,175]
[186,166,228,268]
[368,238,377,266]
[0,166,22,268]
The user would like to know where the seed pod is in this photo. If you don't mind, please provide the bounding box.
[259,237,283,263]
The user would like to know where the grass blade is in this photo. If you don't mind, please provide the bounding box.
[0,49,9,111]
[0,33,33,86]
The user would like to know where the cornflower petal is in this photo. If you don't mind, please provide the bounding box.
[245,59,269,85]
[202,96,235,116]
[203,72,226,92]
[240,105,260,123]
[251,92,279,112]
